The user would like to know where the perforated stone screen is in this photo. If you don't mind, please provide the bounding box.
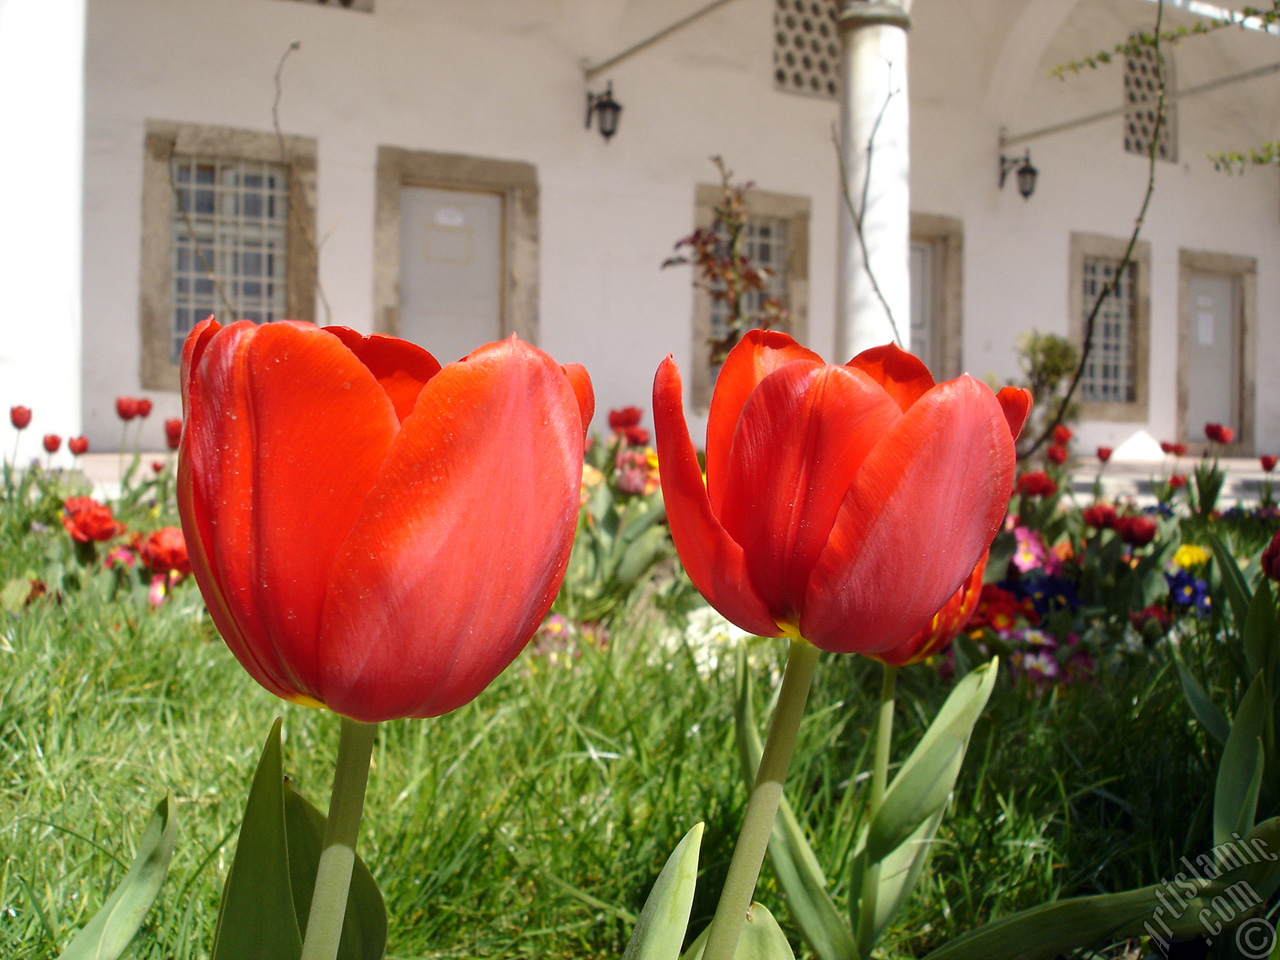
[773,0,841,99]
[1124,40,1177,161]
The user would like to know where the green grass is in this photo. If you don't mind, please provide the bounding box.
[0,482,1222,958]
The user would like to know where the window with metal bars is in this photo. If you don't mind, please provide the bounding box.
[707,215,790,376]
[169,156,290,362]
[1080,257,1138,404]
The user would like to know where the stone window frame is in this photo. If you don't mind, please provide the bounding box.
[1176,248,1256,453]
[1068,232,1151,423]
[139,120,317,391]
[690,184,810,412]
[373,146,538,346]
[910,212,964,380]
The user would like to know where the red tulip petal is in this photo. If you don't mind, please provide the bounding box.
[562,362,596,439]
[180,322,399,705]
[705,330,824,514]
[317,339,585,721]
[868,551,987,667]
[996,386,1033,440]
[801,376,1016,655]
[324,326,442,423]
[846,342,935,411]
[180,316,222,415]
[717,361,901,625]
[653,356,781,638]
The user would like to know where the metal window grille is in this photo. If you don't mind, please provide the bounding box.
[709,216,788,376]
[773,0,841,99]
[1124,39,1177,160]
[1081,257,1137,404]
[169,156,290,362]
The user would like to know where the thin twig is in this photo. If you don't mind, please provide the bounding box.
[272,40,301,163]
[833,61,905,347]
[1022,0,1167,460]
[167,149,239,322]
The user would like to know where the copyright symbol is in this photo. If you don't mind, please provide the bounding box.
[1236,917,1275,959]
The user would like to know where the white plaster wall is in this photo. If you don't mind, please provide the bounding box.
[0,0,85,467]
[78,0,1280,454]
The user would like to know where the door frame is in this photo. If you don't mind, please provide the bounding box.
[1176,249,1255,454]
[374,147,538,345]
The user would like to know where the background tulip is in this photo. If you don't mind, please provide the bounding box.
[43,434,61,454]
[116,396,139,421]
[68,436,89,456]
[653,330,1029,657]
[178,319,593,723]
[10,406,31,430]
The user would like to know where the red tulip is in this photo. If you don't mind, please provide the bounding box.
[62,497,125,543]
[1017,471,1058,498]
[1263,530,1280,582]
[136,398,153,419]
[1052,424,1073,445]
[652,331,1029,655]
[1168,473,1187,489]
[1082,503,1117,529]
[116,396,139,421]
[139,527,191,577]
[1205,423,1235,445]
[164,418,183,450]
[1261,455,1277,473]
[1097,446,1113,463]
[1047,444,1068,465]
[623,426,650,446]
[1161,441,1188,457]
[868,553,987,667]
[178,318,593,722]
[608,406,643,431]
[1115,514,1157,547]
[43,434,61,454]
[151,460,165,474]
[68,436,89,456]
[10,406,31,430]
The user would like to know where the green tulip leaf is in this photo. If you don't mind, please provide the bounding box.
[1172,652,1231,747]
[869,806,945,945]
[735,649,858,960]
[1209,533,1252,630]
[616,525,674,586]
[923,818,1280,960]
[1243,578,1278,683]
[1215,673,1269,849]
[212,717,303,960]
[682,903,796,960]
[57,794,178,960]
[621,822,704,960]
[865,661,998,865]
[282,781,388,960]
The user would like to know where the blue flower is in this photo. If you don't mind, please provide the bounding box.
[1166,569,1211,617]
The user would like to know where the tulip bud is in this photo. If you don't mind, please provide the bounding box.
[10,406,31,430]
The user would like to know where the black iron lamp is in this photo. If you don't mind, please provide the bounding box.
[585,81,623,142]
[999,149,1038,199]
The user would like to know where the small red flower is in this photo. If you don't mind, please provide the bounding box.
[1114,514,1157,547]
[164,418,183,450]
[136,398,153,419]
[1168,473,1187,489]
[10,406,31,430]
[1205,423,1235,445]
[1263,530,1280,582]
[139,527,191,577]
[1017,471,1057,498]
[1082,503,1117,529]
[623,426,650,446]
[68,436,89,456]
[1096,446,1113,463]
[1047,444,1068,465]
[43,434,61,454]
[152,461,165,474]
[1161,441,1188,457]
[1130,604,1172,635]
[1261,455,1278,473]
[608,407,643,431]
[116,396,140,421]
[62,497,125,543]
[1052,424,1073,445]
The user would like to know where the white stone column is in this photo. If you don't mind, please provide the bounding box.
[835,1,911,359]
[0,0,86,458]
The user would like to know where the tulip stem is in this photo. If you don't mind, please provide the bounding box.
[702,638,821,960]
[858,663,899,944]
[300,717,378,960]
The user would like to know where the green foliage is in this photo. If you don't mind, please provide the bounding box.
[1005,332,1079,460]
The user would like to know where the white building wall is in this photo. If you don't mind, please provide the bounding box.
[79,0,1280,453]
[0,0,86,467]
